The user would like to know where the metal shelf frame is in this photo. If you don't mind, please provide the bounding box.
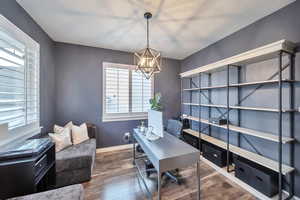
[180,48,296,200]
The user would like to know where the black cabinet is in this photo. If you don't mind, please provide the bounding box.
[0,142,56,199]
[235,156,278,197]
[202,142,228,167]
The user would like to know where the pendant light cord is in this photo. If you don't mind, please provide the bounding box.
[147,17,149,48]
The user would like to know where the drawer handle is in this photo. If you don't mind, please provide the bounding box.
[213,154,218,158]
[256,176,263,182]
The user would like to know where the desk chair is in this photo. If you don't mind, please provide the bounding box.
[145,119,183,185]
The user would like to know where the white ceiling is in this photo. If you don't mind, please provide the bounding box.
[17,0,295,59]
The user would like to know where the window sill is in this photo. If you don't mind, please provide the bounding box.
[102,114,148,122]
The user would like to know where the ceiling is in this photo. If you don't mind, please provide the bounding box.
[17,0,295,59]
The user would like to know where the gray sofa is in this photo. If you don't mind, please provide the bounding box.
[9,184,84,200]
[55,123,97,188]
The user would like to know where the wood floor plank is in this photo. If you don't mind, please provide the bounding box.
[83,148,255,200]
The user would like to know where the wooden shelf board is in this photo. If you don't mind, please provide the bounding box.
[184,116,294,143]
[180,40,295,78]
[183,129,294,175]
[183,88,200,91]
[182,103,200,106]
[231,79,292,87]
[230,105,295,113]
[182,80,296,91]
[201,85,227,90]
[182,103,294,113]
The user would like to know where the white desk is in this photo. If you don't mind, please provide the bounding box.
[133,128,200,200]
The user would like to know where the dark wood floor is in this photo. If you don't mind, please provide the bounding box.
[83,148,255,200]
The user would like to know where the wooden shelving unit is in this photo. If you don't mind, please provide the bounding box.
[180,40,296,200]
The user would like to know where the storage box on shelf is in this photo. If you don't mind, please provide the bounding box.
[182,131,199,149]
[183,129,294,175]
[202,142,230,167]
[235,156,279,197]
[180,40,296,199]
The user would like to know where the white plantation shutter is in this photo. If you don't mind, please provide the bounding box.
[132,71,151,112]
[103,63,153,122]
[26,49,39,125]
[105,67,129,113]
[0,15,40,133]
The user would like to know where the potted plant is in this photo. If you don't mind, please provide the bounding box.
[149,93,163,111]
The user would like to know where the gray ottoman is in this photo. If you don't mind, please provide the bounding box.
[9,184,84,200]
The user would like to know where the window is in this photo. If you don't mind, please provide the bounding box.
[0,15,40,138]
[103,62,153,122]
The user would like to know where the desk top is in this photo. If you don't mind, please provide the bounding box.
[133,128,200,172]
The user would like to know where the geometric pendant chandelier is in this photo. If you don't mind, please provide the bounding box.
[134,12,161,79]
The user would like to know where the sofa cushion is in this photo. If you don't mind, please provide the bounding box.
[9,184,84,200]
[54,121,73,134]
[49,128,72,152]
[71,123,89,145]
[56,139,96,173]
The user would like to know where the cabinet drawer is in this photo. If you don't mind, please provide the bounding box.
[34,155,47,177]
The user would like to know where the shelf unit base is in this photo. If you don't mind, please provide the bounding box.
[200,156,292,200]
[183,129,294,175]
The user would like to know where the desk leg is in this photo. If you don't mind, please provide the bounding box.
[133,138,136,165]
[158,171,161,200]
[197,162,201,200]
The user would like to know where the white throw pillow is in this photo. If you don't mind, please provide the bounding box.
[71,123,89,145]
[49,127,72,152]
[53,121,73,134]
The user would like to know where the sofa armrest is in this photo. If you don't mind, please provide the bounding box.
[86,123,97,139]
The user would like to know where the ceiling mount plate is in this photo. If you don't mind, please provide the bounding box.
[144,12,152,19]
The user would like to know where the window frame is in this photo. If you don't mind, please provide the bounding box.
[102,62,154,122]
[0,15,40,147]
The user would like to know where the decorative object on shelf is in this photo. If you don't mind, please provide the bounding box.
[209,118,228,125]
[149,93,163,111]
[134,12,161,79]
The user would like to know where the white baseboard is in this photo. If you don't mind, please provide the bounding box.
[200,156,296,200]
[96,144,132,153]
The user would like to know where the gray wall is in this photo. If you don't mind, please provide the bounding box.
[0,0,56,133]
[54,42,181,148]
[181,0,300,196]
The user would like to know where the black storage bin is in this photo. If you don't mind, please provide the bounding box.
[234,157,253,185]
[251,162,278,197]
[234,156,278,197]
[202,142,227,167]
[183,132,199,149]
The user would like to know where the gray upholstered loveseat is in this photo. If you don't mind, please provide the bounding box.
[55,123,97,188]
